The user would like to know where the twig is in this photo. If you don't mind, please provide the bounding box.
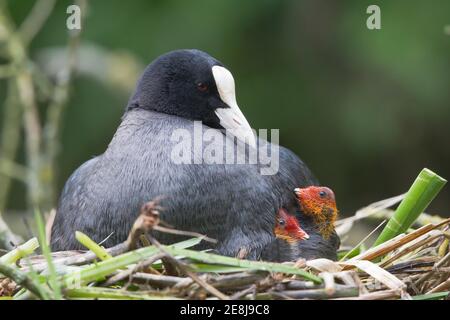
[320,272,336,295]
[45,209,56,244]
[209,272,266,290]
[427,277,450,294]
[0,7,43,208]
[59,201,205,287]
[148,235,230,300]
[0,0,86,210]
[380,231,443,268]
[153,225,217,244]
[98,232,115,246]
[0,263,51,299]
[343,219,450,265]
[0,158,29,182]
[126,200,216,250]
[333,289,400,300]
[415,251,450,288]
[272,285,359,299]
[18,72,43,207]
[19,0,57,46]
[229,285,256,300]
[126,200,162,250]
[102,253,165,286]
[21,242,130,273]
[130,272,188,288]
[275,280,318,291]
[335,193,405,236]
[20,201,165,271]
[42,0,86,206]
[340,219,386,261]
[161,255,184,277]
[0,80,22,213]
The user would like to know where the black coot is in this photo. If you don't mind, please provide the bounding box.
[51,49,318,260]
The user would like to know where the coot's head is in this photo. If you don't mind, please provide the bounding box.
[274,208,309,243]
[294,186,337,215]
[293,186,339,239]
[127,49,255,146]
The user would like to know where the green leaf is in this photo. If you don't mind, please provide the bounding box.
[373,168,446,247]
[412,291,449,300]
[170,237,204,249]
[34,209,62,299]
[0,237,39,264]
[75,231,112,261]
[63,237,204,286]
[190,263,249,273]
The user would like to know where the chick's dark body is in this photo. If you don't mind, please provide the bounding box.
[292,213,340,261]
[261,213,340,262]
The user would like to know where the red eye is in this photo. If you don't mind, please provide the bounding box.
[197,82,208,92]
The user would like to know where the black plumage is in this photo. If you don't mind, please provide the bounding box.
[261,213,340,262]
[293,213,340,261]
[51,49,327,260]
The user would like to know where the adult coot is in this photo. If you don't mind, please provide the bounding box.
[51,49,318,259]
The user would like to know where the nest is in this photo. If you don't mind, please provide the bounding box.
[0,198,449,300]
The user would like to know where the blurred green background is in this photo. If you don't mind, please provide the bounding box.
[2,0,450,219]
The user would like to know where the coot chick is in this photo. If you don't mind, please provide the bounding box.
[261,186,340,261]
[274,208,309,243]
